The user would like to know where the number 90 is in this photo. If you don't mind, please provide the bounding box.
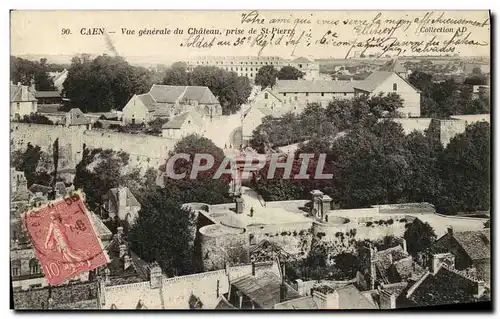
[61,28,71,35]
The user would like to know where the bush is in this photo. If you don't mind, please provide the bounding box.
[387,219,394,225]
[19,113,54,125]
[281,231,288,236]
[399,218,407,223]
[366,222,373,227]
[293,231,298,236]
[317,232,326,239]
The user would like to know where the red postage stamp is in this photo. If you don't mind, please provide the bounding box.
[22,192,109,286]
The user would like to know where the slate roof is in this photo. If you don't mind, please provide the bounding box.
[337,285,378,309]
[35,91,61,98]
[149,84,220,104]
[453,229,490,261]
[215,295,237,309]
[28,184,52,196]
[105,187,141,210]
[162,110,204,129]
[275,80,355,93]
[11,84,37,102]
[354,71,420,93]
[137,93,156,111]
[406,266,481,307]
[374,245,409,281]
[67,108,91,126]
[392,256,426,281]
[231,271,300,309]
[291,57,313,63]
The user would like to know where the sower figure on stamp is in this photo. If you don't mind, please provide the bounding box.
[44,211,91,272]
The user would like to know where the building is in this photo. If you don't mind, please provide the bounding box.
[353,71,421,117]
[10,82,37,120]
[400,260,489,308]
[273,79,355,109]
[274,284,378,309]
[161,110,205,139]
[34,91,62,105]
[48,69,69,92]
[102,186,141,226]
[186,56,320,82]
[429,227,490,285]
[122,84,222,125]
[65,108,92,127]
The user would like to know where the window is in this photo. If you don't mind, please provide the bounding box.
[283,93,287,97]
[264,93,269,100]
[393,83,398,91]
[249,234,256,245]
[11,260,20,276]
[295,96,298,101]
[299,64,303,68]
[29,258,40,274]
[321,93,325,97]
[306,93,309,97]
[344,93,347,96]
[16,102,20,110]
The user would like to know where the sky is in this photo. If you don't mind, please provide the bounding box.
[11,10,491,64]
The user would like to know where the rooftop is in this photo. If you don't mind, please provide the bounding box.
[275,80,355,93]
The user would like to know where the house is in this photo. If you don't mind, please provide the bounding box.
[65,108,91,127]
[379,59,410,79]
[241,94,290,143]
[400,259,489,308]
[161,110,205,139]
[122,85,222,125]
[273,79,355,109]
[11,82,37,120]
[225,268,300,309]
[48,69,69,92]
[274,284,378,309]
[288,57,320,81]
[102,186,141,226]
[353,71,421,118]
[429,227,490,284]
[34,91,62,105]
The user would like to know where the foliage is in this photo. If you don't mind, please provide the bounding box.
[12,143,44,187]
[128,194,196,276]
[332,252,360,280]
[73,146,130,212]
[18,113,54,125]
[277,66,304,80]
[403,218,437,256]
[254,65,278,89]
[10,56,55,91]
[63,54,153,112]
[163,64,251,115]
[436,121,490,214]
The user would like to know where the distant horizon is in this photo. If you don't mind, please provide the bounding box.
[12,53,491,67]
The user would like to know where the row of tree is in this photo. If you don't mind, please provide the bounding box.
[10,57,56,91]
[408,70,490,118]
[250,95,490,215]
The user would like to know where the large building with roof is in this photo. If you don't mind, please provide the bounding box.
[186,56,320,82]
[122,84,222,125]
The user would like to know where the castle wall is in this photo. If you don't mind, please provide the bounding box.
[11,123,178,169]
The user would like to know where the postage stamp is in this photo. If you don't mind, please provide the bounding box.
[22,191,109,286]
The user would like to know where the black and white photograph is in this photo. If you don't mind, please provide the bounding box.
[9,10,491,310]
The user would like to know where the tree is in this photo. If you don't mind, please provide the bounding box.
[10,56,55,91]
[73,146,130,212]
[128,194,196,276]
[18,114,54,125]
[277,66,304,80]
[63,54,153,112]
[163,63,189,86]
[404,218,437,256]
[12,143,43,187]
[436,121,490,214]
[332,252,360,280]
[254,65,278,89]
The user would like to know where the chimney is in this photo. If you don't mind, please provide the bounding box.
[149,263,162,289]
[119,244,127,258]
[251,262,255,276]
[118,187,127,208]
[123,255,132,270]
[235,196,244,214]
[294,279,306,296]
[216,279,220,298]
[388,252,393,265]
[379,290,396,309]
[280,262,287,302]
[104,267,111,284]
[99,278,106,305]
[447,226,454,236]
[237,291,243,308]
[475,280,486,298]
[402,239,408,253]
